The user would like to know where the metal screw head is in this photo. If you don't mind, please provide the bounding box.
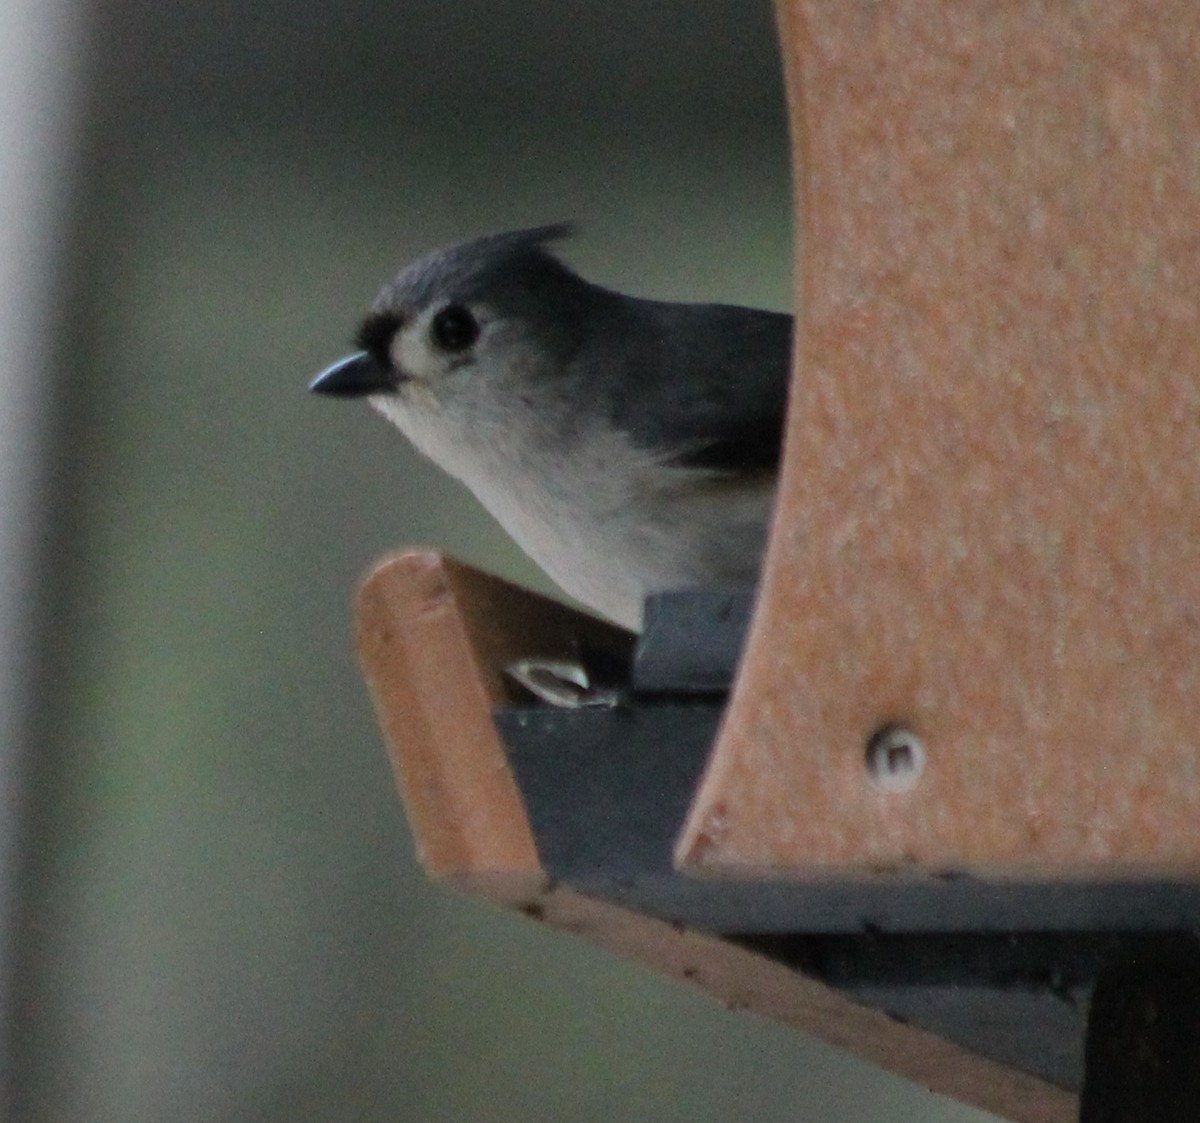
[866,726,925,793]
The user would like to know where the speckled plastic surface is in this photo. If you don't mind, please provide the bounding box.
[679,1,1200,878]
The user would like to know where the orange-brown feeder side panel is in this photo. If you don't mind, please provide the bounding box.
[680,1,1200,878]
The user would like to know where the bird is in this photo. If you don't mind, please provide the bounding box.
[310,225,792,633]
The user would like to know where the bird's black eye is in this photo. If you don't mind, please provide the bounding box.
[430,304,479,352]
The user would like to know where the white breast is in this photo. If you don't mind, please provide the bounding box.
[370,385,773,631]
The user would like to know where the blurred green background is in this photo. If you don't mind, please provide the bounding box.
[12,1,1001,1120]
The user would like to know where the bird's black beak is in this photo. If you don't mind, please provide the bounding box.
[308,351,395,397]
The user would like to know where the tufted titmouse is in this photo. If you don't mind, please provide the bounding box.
[310,225,791,632]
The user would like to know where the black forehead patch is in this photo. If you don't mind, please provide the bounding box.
[354,311,404,365]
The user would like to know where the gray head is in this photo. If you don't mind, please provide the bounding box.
[309,224,603,405]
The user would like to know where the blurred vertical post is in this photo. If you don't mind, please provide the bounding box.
[0,0,84,1096]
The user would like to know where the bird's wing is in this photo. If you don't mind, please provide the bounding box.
[614,302,793,475]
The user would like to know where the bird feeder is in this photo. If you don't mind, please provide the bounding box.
[351,4,1200,1121]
